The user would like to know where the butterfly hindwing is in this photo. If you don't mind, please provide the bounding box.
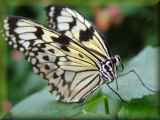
[4,16,103,102]
[46,6,111,60]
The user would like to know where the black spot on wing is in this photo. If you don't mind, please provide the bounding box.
[54,57,59,64]
[69,17,76,29]
[53,73,59,79]
[33,43,46,53]
[43,55,49,61]
[44,64,50,70]
[52,35,71,52]
[48,49,55,53]
[55,35,71,44]
[53,7,63,18]
[61,46,70,52]
[79,26,94,41]
[7,16,18,34]
[35,26,44,39]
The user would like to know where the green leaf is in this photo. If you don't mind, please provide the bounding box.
[10,88,83,119]
[84,94,109,114]
[118,94,160,119]
[8,89,114,119]
[9,89,112,119]
[21,73,46,96]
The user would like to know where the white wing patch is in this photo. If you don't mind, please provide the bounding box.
[14,27,37,33]
[19,33,37,40]
[58,23,69,31]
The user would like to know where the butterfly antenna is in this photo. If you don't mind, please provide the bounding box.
[119,69,157,93]
[120,63,124,72]
[115,78,119,90]
[106,84,126,103]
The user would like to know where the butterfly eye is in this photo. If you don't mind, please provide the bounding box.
[112,55,121,66]
[109,62,112,67]
[104,64,108,69]
[112,58,117,64]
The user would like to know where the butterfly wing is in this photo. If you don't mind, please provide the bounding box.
[4,16,104,102]
[46,6,111,61]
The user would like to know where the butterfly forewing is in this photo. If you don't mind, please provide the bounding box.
[46,6,111,60]
[4,16,104,102]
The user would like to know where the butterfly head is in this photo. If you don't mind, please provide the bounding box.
[100,55,121,83]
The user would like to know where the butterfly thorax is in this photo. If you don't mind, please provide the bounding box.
[100,55,120,83]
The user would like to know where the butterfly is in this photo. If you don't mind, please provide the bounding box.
[3,6,121,103]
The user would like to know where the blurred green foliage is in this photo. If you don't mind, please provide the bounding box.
[0,0,8,116]
[0,0,159,119]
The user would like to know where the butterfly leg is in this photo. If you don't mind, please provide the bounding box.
[106,84,127,103]
[118,69,158,93]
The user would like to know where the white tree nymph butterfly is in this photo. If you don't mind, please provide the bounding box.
[3,6,122,103]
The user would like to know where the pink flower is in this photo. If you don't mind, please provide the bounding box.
[2,100,12,112]
[107,5,123,25]
[94,5,123,32]
[11,50,23,61]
